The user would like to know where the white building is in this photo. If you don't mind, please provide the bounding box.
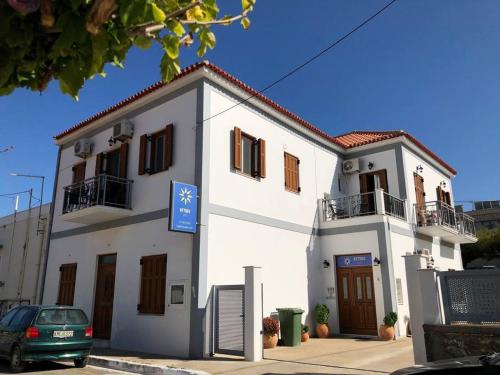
[43,61,476,358]
[0,203,51,315]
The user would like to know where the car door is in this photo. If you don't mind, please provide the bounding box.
[6,308,37,349]
[0,308,20,357]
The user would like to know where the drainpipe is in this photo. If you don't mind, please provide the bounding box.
[17,189,32,300]
[38,145,62,304]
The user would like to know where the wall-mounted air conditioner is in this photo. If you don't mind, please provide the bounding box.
[113,120,134,142]
[342,158,360,174]
[415,248,431,256]
[74,139,93,159]
[0,281,5,287]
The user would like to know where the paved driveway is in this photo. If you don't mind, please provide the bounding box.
[0,359,131,374]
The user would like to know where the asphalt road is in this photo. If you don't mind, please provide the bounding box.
[0,359,132,374]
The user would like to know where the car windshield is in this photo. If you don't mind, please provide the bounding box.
[36,309,88,325]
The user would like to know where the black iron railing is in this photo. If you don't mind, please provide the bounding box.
[414,201,457,229]
[62,174,133,214]
[323,192,376,221]
[456,212,476,237]
[384,193,406,220]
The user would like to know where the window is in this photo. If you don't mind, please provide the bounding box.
[57,263,77,306]
[168,283,186,306]
[138,124,173,175]
[284,153,300,193]
[396,278,404,305]
[37,309,88,325]
[95,143,129,178]
[138,254,167,314]
[72,162,86,184]
[233,127,266,178]
[0,307,20,326]
[9,308,36,329]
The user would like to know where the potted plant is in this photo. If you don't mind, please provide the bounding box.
[379,312,398,341]
[314,304,330,338]
[263,317,280,349]
[301,324,309,342]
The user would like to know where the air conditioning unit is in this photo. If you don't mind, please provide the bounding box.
[415,248,431,256]
[113,120,134,141]
[342,158,360,174]
[0,281,5,287]
[74,139,93,159]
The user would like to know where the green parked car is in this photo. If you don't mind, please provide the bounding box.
[0,305,93,373]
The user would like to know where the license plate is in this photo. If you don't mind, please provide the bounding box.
[53,330,74,338]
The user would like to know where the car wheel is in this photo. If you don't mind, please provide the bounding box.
[74,357,89,368]
[10,345,25,373]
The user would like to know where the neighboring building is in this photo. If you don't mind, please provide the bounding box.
[43,61,476,358]
[462,200,500,231]
[0,203,50,316]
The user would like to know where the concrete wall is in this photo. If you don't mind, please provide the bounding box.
[0,204,50,308]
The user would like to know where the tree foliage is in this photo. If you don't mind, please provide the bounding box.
[0,0,256,99]
[461,227,500,267]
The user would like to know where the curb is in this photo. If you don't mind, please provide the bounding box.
[89,355,211,375]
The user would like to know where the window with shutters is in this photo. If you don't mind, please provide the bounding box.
[138,254,167,314]
[57,263,77,306]
[138,124,173,175]
[284,153,300,193]
[72,162,86,184]
[233,127,265,178]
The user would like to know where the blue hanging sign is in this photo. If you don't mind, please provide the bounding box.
[336,254,372,268]
[169,181,198,233]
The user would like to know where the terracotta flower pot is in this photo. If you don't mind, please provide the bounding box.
[263,333,278,349]
[315,323,329,338]
[301,332,309,342]
[378,324,395,341]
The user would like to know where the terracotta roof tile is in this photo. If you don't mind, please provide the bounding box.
[53,62,456,175]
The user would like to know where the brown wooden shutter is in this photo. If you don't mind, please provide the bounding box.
[164,123,173,169]
[436,186,443,202]
[95,153,103,176]
[138,254,167,314]
[376,169,388,192]
[72,162,86,184]
[414,173,425,207]
[233,127,242,170]
[138,134,147,175]
[284,153,300,192]
[57,263,77,306]
[445,191,451,205]
[359,174,369,194]
[119,142,129,178]
[258,138,266,178]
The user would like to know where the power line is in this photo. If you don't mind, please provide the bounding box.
[202,0,399,123]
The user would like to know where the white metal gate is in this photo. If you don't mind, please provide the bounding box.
[215,285,245,356]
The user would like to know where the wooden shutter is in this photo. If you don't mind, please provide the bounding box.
[233,127,242,171]
[376,169,388,192]
[57,263,77,306]
[95,153,103,176]
[445,191,451,205]
[284,153,300,192]
[258,138,266,178]
[359,174,369,194]
[164,123,173,169]
[414,173,425,207]
[72,162,86,183]
[138,254,167,314]
[119,142,129,178]
[138,134,147,175]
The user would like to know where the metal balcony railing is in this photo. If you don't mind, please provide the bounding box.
[323,192,376,221]
[414,201,457,229]
[384,192,406,220]
[456,212,476,237]
[62,174,133,214]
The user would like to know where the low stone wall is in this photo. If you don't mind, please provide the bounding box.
[423,324,500,362]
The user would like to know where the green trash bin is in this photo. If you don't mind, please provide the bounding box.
[277,308,304,346]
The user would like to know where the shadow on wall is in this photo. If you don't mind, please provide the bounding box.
[305,207,323,330]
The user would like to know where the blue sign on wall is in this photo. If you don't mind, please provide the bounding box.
[169,181,198,233]
[336,254,372,268]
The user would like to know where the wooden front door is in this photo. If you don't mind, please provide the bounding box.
[93,254,117,340]
[337,261,377,335]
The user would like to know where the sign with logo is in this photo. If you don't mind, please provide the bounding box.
[169,181,198,233]
[336,254,372,268]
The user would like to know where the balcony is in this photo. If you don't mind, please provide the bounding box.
[322,190,406,222]
[414,201,477,244]
[61,174,133,224]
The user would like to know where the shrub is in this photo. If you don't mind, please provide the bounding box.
[314,304,329,324]
[263,317,280,335]
[301,324,309,333]
[383,312,398,327]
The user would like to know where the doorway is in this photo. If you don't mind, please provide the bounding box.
[93,254,117,340]
[336,254,377,336]
[359,169,388,214]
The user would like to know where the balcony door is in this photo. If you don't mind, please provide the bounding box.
[359,169,388,214]
[95,144,129,208]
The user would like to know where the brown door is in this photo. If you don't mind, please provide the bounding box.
[72,162,86,184]
[414,173,426,224]
[337,259,377,335]
[359,169,387,214]
[93,254,117,340]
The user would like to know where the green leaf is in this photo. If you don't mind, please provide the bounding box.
[162,35,180,59]
[160,54,180,82]
[167,20,185,37]
[241,0,255,11]
[241,17,251,30]
[134,35,152,49]
[59,60,85,99]
[112,55,125,69]
[89,33,109,76]
[151,3,166,22]
[119,0,149,26]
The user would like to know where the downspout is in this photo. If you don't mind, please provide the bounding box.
[38,145,62,304]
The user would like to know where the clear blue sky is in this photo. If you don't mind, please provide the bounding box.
[1,0,499,216]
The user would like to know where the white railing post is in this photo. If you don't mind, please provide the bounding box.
[375,188,385,215]
[244,266,263,362]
